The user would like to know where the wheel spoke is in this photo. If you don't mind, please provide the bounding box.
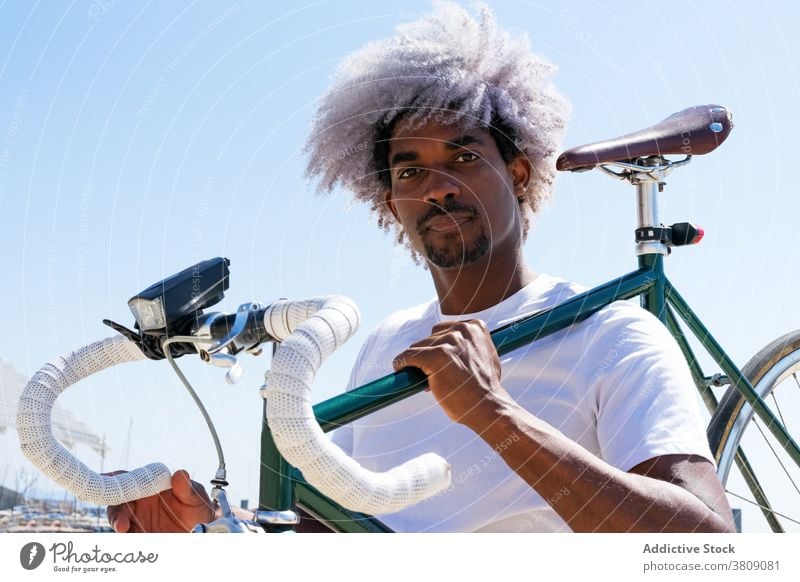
[725,490,800,526]
[753,417,800,496]
[770,390,786,430]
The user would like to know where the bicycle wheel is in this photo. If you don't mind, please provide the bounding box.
[707,329,800,532]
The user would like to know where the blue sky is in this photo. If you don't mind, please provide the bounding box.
[1,0,798,530]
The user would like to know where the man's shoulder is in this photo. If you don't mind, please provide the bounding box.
[593,298,669,332]
[577,298,680,365]
[530,275,674,352]
[540,274,664,330]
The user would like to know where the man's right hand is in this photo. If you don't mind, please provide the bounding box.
[106,469,214,533]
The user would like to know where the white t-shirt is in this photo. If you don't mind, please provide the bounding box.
[332,274,714,532]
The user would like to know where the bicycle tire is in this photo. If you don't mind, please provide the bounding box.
[707,329,800,532]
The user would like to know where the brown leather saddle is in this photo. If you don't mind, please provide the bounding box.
[556,104,733,172]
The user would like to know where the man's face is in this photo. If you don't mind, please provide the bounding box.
[385,119,529,269]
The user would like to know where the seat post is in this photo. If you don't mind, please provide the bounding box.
[633,156,669,257]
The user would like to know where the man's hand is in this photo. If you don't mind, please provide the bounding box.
[393,320,510,430]
[106,469,214,533]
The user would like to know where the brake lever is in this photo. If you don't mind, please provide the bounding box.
[202,302,268,356]
[102,319,196,360]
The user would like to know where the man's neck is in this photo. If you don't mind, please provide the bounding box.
[430,248,536,315]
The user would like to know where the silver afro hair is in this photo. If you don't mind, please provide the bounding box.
[303,1,571,244]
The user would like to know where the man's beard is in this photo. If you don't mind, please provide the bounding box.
[423,228,490,268]
[415,199,490,268]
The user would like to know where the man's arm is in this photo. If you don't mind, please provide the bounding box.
[468,397,734,532]
[393,319,736,533]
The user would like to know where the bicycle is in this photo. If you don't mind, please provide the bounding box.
[16,103,800,533]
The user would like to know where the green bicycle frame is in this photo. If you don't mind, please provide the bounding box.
[257,251,800,532]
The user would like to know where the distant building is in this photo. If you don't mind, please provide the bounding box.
[1,357,107,453]
[0,485,21,510]
[1,357,107,507]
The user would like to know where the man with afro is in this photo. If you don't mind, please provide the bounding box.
[108,1,734,533]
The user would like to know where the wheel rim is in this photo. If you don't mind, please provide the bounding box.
[717,350,800,531]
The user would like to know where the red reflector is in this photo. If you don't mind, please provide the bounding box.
[693,227,704,244]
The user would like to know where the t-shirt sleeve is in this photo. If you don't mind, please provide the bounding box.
[590,303,714,472]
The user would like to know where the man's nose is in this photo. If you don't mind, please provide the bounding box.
[423,170,461,206]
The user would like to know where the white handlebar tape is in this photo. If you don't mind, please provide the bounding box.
[263,296,451,515]
[16,335,172,505]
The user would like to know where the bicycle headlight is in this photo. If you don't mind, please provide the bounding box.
[128,296,167,331]
[127,257,230,334]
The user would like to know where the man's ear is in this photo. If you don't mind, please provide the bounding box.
[385,189,399,220]
[508,155,532,202]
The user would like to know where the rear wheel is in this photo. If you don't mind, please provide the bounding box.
[707,330,800,532]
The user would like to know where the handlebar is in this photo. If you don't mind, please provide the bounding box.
[16,335,172,505]
[17,294,452,514]
[262,297,451,515]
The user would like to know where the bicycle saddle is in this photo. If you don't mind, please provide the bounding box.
[556,104,733,172]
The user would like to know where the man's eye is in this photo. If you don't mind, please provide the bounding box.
[397,167,421,179]
[455,152,479,163]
